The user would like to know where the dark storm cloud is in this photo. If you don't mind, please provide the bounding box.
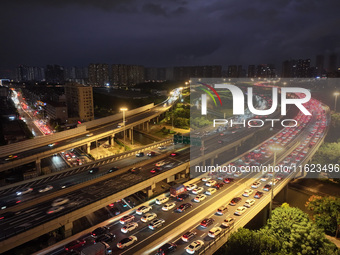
[0,0,339,72]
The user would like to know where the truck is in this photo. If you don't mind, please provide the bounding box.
[170,184,186,197]
[80,242,112,255]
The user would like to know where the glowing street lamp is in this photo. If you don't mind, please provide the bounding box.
[334,92,340,112]
[268,144,283,218]
[120,107,128,150]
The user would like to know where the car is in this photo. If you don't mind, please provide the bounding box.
[38,185,53,193]
[136,152,144,157]
[243,189,254,197]
[52,198,69,207]
[162,202,176,211]
[200,218,214,228]
[141,212,157,222]
[205,188,216,195]
[150,168,160,174]
[147,151,156,156]
[234,206,247,216]
[269,178,279,185]
[91,226,110,238]
[96,233,116,242]
[176,203,192,213]
[218,140,224,144]
[222,217,235,228]
[88,168,99,174]
[170,152,179,157]
[48,143,55,147]
[185,240,204,254]
[186,184,197,191]
[86,133,94,136]
[194,194,206,202]
[208,227,222,238]
[205,180,217,187]
[251,181,261,189]
[120,215,135,224]
[117,236,137,249]
[136,205,152,215]
[229,197,242,206]
[108,167,119,173]
[177,193,189,201]
[121,222,138,233]
[156,161,166,167]
[60,182,74,189]
[130,167,142,173]
[201,177,211,182]
[0,211,18,220]
[5,155,18,161]
[261,175,269,181]
[64,239,86,252]
[158,146,166,150]
[214,182,224,189]
[244,199,255,208]
[192,187,204,194]
[46,206,65,214]
[263,184,272,191]
[16,187,33,196]
[216,205,228,215]
[254,191,264,199]
[223,178,234,184]
[148,218,165,230]
[156,242,177,255]
[182,231,197,242]
[156,197,169,205]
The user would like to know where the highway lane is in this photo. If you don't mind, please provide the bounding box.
[44,97,326,255]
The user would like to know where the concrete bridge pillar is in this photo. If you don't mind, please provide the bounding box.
[109,135,114,146]
[86,142,91,154]
[147,183,156,198]
[64,222,73,238]
[210,157,214,166]
[146,121,150,132]
[167,175,175,183]
[35,158,41,175]
[129,127,134,144]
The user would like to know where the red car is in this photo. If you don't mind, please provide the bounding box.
[64,239,86,252]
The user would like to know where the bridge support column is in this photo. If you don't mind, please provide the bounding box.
[146,121,150,132]
[109,135,114,146]
[167,175,175,183]
[129,128,134,144]
[86,142,91,154]
[210,157,214,166]
[64,222,73,238]
[147,183,156,198]
[35,158,41,175]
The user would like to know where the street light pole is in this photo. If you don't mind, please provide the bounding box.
[120,108,128,151]
[334,92,340,112]
[269,150,277,219]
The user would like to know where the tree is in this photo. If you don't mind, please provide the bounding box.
[306,195,340,236]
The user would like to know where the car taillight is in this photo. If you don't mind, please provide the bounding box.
[65,248,68,251]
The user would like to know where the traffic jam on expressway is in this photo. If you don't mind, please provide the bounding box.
[0,86,329,255]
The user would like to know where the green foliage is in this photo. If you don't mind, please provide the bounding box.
[311,142,340,165]
[306,195,340,236]
[221,205,338,255]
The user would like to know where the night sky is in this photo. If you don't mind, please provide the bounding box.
[1,0,340,72]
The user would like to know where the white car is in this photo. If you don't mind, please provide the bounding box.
[117,236,137,249]
[52,198,70,207]
[192,187,204,194]
[121,222,138,233]
[16,187,33,196]
[243,189,253,197]
[141,212,157,222]
[269,178,279,185]
[155,161,166,167]
[205,188,216,196]
[222,217,235,228]
[208,227,222,238]
[205,180,216,187]
[156,197,169,205]
[244,199,255,208]
[186,184,198,191]
[186,240,204,254]
[251,181,261,189]
[46,206,64,214]
[234,206,247,216]
[158,146,166,150]
[260,175,269,181]
[194,194,206,202]
[162,202,176,211]
[38,185,53,193]
[201,177,211,182]
[136,205,152,215]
